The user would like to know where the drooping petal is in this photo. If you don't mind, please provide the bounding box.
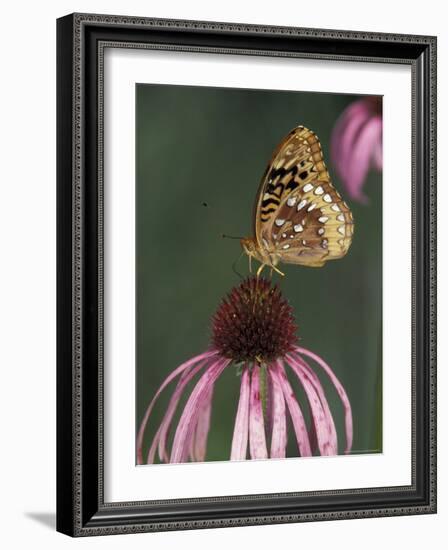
[372,133,383,171]
[275,360,311,457]
[331,100,369,166]
[307,406,318,455]
[290,354,338,450]
[294,346,353,453]
[337,106,371,177]
[146,360,207,464]
[170,359,228,463]
[269,366,287,459]
[191,383,214,462]
[249,365,268,459]
[230,366,250,460]
[286,356,337,455]
[136,350,219,464]
[343,116,382,202]
[332,99,372,183]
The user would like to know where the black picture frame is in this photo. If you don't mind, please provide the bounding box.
[57,13,437,537]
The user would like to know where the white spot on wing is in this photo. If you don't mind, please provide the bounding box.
[318,216,328,223]
[294,224,303,233]
[303,183,313,193]
[314,185,324,195]
[323,193,332,203]
[282,244,290,250]
[338,226,346,236]
[297,200,307,211]
[287,196,297,207]
[337,214,345,222]
[331,204,341,212]
[318,228,325,235]
[307,203,316,212]
[275,219,286,227]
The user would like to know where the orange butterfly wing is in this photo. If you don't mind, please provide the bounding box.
[254,126,354,267]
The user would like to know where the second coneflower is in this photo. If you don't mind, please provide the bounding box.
[137,277,353,464]
[331,96,382,203]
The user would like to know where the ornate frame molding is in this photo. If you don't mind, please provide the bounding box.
[57,13,436,536]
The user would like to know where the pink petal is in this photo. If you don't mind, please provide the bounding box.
[191,383,214,462]
[338,103,371,171]
[146,360,207,463]
[332,99,370,154]
[286,356,337,456]
[230,367,250,460]
[275,360,311,457]
[331,99,371,182]
[343,116,382,202]
[372,134,383,171]
[307,408,318,455]
[294,346,353,453]
[249,365,268,459]
[170,359,228,463]
[268,366,287,459]
[136,350,219,464]
[290,354,338,449]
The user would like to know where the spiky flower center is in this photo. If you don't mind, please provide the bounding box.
[211,277,298,363]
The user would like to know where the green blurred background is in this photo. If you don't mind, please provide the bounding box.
[136,84,382,463]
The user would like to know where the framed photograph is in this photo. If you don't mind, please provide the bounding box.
[57,13,437,536]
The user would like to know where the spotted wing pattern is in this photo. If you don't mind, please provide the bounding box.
[254,126,354,267]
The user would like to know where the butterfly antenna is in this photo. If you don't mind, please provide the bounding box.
[222,233,244,240]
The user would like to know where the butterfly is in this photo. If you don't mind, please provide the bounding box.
[241,125,354,276]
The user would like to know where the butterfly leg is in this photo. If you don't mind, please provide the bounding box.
[272,265,285,277]
[256,262,284,278]
[256,263,266,278]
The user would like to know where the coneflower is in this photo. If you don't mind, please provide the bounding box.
[137,277,352,464]
[331,96,382,203]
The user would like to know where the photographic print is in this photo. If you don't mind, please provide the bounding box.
[136,84,383,465]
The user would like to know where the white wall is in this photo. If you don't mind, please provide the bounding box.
[0,1,444,548]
